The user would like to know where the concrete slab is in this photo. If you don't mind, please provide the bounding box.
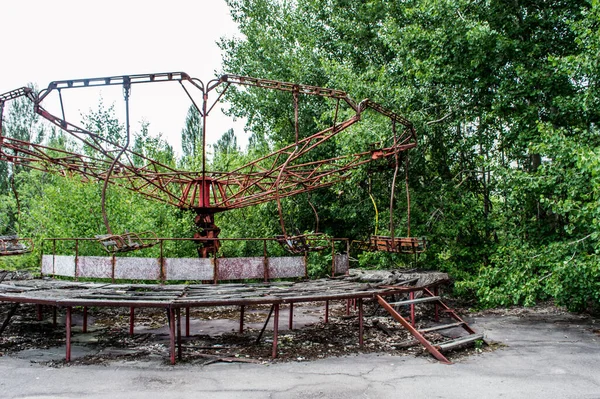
[0,312,598,398]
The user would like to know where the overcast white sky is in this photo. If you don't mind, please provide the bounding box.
[1,0,245,155]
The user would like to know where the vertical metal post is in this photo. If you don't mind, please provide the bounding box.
[159,239,165,284]
[36,305,42,321]
[52,306,57,327]
[263,239,269,282]
[52,239,56,277]
[169,308,176,365]
[358,298,364,347]
[111,254,116,283]
[325,300,329,323]
[176,308,182,360]
[129,307,134,336]
[185,306,190,337]
[410,292,415,327]
[346,299,351,316]
[331,240,335,277]
[83,306,88,333]
[434,286,439,322]
[239,305,245,333]
[288,303,294,330]
[74,239,79,281]
[272,304,279,359]
[65,307,72,363]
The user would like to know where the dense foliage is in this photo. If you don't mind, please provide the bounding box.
[1,0,598,311]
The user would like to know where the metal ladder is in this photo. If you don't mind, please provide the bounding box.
[376,288,483,364]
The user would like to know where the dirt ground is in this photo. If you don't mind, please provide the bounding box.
[0,295,493,367]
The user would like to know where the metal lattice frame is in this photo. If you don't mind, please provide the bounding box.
[0,73,417,252]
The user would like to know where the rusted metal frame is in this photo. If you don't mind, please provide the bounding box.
[272,304,280,359]
[409,291,415,327]
[74,239,79,280]
[178,80,205,117]
[176,307,182,360]
[376,295,451,364]
[36,106,110,153]
[185,306,190,337]
[0,137,110,176]
[222,75,349,100]
[83,306,88,333]
[0,287,404,310]
[239,305,245,333]
[255,304,275,344]
[324,300,329,323]
[423,288,475,334]
[275,144,298,238]
[405,154,411,237]
[36,72,193,102]
[205,83,231,117]
[434,286,439,322]
[66,306,72,362]
[168,307,176,365]
[389,120,400,250]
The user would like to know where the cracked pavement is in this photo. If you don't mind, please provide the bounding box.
[0,311,599,398]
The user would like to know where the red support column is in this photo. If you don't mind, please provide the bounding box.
[272,304,279,359]
[129,307,135,336]
[169,308,176,365]
[324,301,329,324]
[288,303,294,330]
[83,306,88,333]
[346,299,351,316]
[36,305,42,321]
[239,305,245,333]
[65,307,72,363]
[176,308,182,361]
[358,299,364,347]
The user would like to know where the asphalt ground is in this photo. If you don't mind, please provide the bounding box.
[0,308,598,398]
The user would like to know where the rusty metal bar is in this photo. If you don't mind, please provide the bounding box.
[36,304,42,321]
[325,300,329,323]
[185,306,190,337]
[169,308,176,365]
[255,304,275,344]
[129,307,134,336]
[376,295,450,364]
[272,304,279,359]
[410,291,415,327]
[288,303,293,330]
[83,306,88,333]
[434,287,439,322]
[424,288,475,334]
[66,306,72,363]
[176,307,182,360]
[239,305,245,333]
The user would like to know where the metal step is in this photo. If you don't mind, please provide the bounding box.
[419,321,465,333]
[388,296,440,306]
[437,333,484,350]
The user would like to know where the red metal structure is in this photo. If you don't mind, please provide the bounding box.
[0,72,417,256]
